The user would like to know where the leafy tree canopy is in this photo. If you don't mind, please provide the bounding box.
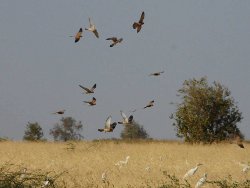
[23,122,44,141]
[50,117,83,141]
[171,77,243,143]
[120,121,149,139]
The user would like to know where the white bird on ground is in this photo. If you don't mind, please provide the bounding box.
[20,168,27,179]
[118,111,133,125]
[101,170,108,183]
[41,177,50,187]
[115,156,130,168]
[195,173,207,188]
[183,163,203,179]
[238,162,250,173]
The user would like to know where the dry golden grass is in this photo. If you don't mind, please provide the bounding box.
[0,140,249,187]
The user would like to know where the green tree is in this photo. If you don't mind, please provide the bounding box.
[50,117,83,141]
[171,77,243,143]
[120,121,149,139]
[23,122,44,141]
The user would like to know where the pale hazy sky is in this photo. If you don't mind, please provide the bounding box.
[0,1,250,140]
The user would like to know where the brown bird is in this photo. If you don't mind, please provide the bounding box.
[133,11,145,33]
[79,84,96,94]
[98,116,117,132]
[144,100,154,109]
[85,17,99,38]
[52,109,65,115]
[70,28,83,43]
[83,97,96,106]
[106,37,123,47]
[149,71,164,76]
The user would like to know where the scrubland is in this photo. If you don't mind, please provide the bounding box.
[0,140,249,187]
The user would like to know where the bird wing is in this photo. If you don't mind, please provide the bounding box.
[79,85,91,93]
[120,111,127,120]
[106,37,117,42]
[92,97,96,102]
[139,11,145,23]
[137,26,142,33]
[91,84,97,91]
[93,29,99,38]
[88,17,93,27]
[105,116,112,129]
[128,115,133,123]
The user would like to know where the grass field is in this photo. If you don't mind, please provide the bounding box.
[0,140,249,188]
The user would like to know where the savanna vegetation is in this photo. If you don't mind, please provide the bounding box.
[0,141,249,188]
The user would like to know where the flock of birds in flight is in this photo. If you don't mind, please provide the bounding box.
[52,11,166,133]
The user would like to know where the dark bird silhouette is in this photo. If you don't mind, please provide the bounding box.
[79,84,96,94]
[149,71,164,76]
[106,37,123,47]
[52,109,65,115]
[70,28,83,43]
[83,97,96,106]
[98,116,117,132]
[133,11,145,33]
[144,100,154,109]
[85,17,99,38]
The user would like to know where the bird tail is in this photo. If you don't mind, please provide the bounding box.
[98,129,104,132]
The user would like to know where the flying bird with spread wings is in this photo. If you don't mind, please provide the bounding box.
[149,71,164,76]
[52,109,65,115]
[133,11,145,33]
[98,116,117,132]
[85,17,99,38]
[118,111,133,125]
[70,28,83,43]
[79,84,96,94]
[83,97,96,106]
[144,100,154,109]
[106,37,123,47]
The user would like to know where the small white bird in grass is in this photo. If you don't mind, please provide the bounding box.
[239,162,250,173]
[20,168,27,179]
[183,163,203,179]
[115,156,130,168]
[41,177,50,188]
[101,171,106,182]
[195,173,207,188]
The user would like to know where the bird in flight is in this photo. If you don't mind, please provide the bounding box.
[85,17,99,38]
[83,97,96,106]
[149,71,164,76]
[70,28,83,43]
[144,100,154,109]
[106,37,123,47]
[118,111,133,125]
[133,11,145,33]
[52,109,65,115]
[79,84,96,94]
[98,116,117,132]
